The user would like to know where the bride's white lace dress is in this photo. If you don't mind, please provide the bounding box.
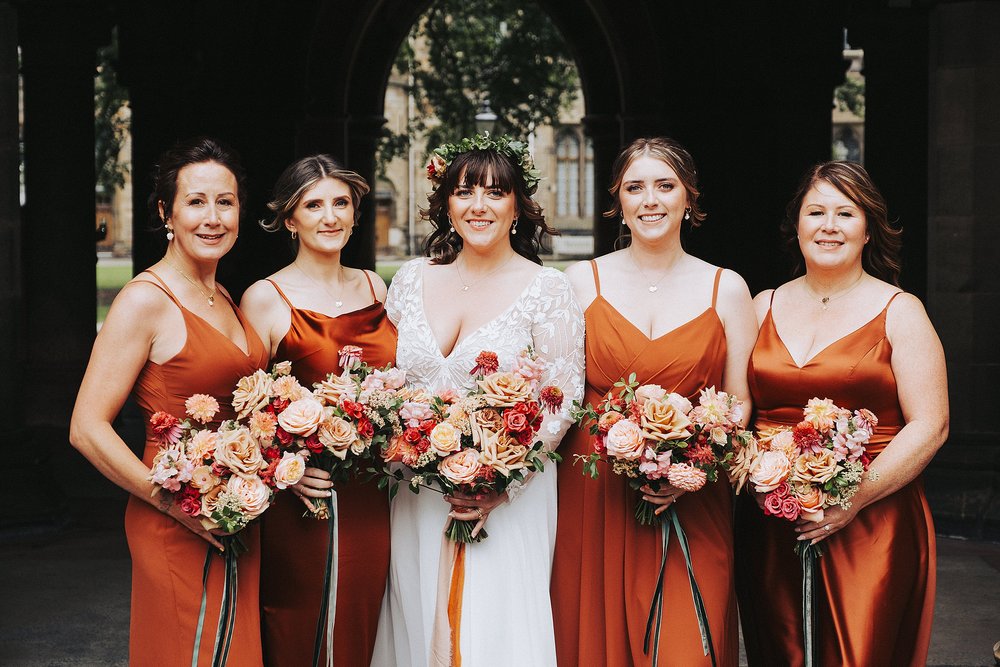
[371,258,585,667]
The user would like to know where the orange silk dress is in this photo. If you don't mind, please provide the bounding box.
[552,262,739,667]
[735,291,936,667]
[259,275,396,667]
[124,271,270,666]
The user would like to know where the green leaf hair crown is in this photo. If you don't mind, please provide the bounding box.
[425,132,542,196]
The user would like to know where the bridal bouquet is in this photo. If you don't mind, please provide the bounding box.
[572,376,751,667]
[381,348,564,543]
[232,348,406,519]
[573,375,751,524]
[728,397,876,667]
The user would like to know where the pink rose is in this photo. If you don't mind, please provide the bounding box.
[604,418,646,461]
[763,490,784,516]
[780,497,801,521]
[400,401,434,427]
[634,384,667,407]
[439,449,483,486]
[277,398,326,436]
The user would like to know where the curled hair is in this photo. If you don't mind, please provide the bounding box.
[422,148,557,265]
[604,137,706,248]
[781,161,902,286]
[262,154,370,234]
[148,137,247,228]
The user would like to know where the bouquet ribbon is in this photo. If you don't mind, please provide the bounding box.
[642,507,716,667]
[191,537,239,667]
[312,489,341,667]
[798,542,820,667]
[430,526,466,666]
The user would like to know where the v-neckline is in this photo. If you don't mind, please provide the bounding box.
[593,295,718,342]
[769,307,883,370]
[418,262,545,359]
[181,297,253,358]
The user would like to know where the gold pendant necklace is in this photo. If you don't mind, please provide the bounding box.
[294,262,345,308]
[628,249,669,293]
[164,256,216,306]
[804,273,865,310]
[454,251,516,292]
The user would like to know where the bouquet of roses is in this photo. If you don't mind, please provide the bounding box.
[232,348,406,519]
[380,348,564,543]
[573,374,752,524]
[728,397,876,667]
[148,393,306,536]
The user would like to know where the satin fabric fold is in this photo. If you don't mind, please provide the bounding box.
[735,296,936,667]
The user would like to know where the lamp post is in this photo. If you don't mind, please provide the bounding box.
[475,98,498,135]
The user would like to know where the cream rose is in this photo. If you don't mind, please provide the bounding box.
[710,426,729,446]
[189,465,221,491]
[274,452,307,489]
[640,397,693,442]
[478,371,534,407]
[430,422,462,456]
[439,449,483,486]
[665,392,693,415]
[214,427,265,477]
[480,432,530,476]
[232,369,273,419]
[791,449,839,485]
[272,360,293,376]
[634,384,667,406]
[277,398,326,436]
[317,416,360,460]
[228,474,271,520]
[749,450,791,492]
[604,418,646,461]
[313,374,357,405]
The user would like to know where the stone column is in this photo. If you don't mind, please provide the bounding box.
[345,114,386,271]
[582,113,622,257]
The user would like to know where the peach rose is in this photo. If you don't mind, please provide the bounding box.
[430,422,463,456]
[189,465,221,491]
[200,484,224,520]
[597,411,624,433]
[793,484,827,522]
[640,397,693,442]
[478,372,534,407]
[214,427,265,477]
[604,418,646,461]
[439,449,483,486]
[277,398,326,436]
[232,369,273,419]
[634,384,667,407]
[791,449,839,485]
[313,374,357,405]
[749,450,791,492]
[228,474,271,520]
[475,408,504,433]
[317,416,360,460]
[480,432,530,476]
[382,435,406,463]
[274,452,307,489]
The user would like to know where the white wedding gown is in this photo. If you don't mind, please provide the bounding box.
[371,258,585,667]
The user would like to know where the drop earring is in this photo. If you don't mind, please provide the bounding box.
[511,217,519,235]
[684,208,691,221]
[165,224,174,241]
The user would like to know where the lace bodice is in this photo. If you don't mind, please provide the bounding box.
[386,258,585,453]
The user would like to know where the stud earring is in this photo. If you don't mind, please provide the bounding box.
[511,218,519,235]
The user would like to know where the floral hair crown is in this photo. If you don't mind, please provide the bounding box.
[425,132,542,196]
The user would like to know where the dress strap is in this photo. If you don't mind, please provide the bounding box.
[768,288,776,308]
[136,270,183,308]
[362,269,379,303]
[266,279,295,309]
[589,259,601,295]
[884,291,904,311]
[711,267,724,309]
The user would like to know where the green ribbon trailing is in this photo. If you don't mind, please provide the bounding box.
[799,542,819,667]
[191,537,239,667]
[642,507,717,667]
[312,490,339,667]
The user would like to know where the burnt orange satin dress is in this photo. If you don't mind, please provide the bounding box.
[259,275,395,667]
[552,262,739,667]
[735,291,936,667]
[124,271,270,666]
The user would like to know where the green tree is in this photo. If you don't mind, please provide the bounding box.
[381,0,579,167]
[834,76,865,118]
[95,27,129,194]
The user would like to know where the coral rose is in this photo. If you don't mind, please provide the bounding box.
[429,422,463,456]
[791,449,839,485]
[277,398,326,436]
[604,418,646,461]
[382,435,406,463]
[597,410,624,433]
[317,416,360,460]
[274,452,307,489]
[214,427,265,477]
[749,450,792,492]
[640,397,693,442]
[478,371,533,407]
[232,370,273,419]
[439,449,483,486]
[667,462,707,492]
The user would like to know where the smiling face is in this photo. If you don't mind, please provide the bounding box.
[796,180,869,272]
[160,160,240,263]
[618,155,689,246]
[447,167,517,253]
[286,177,355,256]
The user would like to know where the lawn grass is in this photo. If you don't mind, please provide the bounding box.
[97,263,132,290]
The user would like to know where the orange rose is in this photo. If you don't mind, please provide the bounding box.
[640,397,693,442]
[793,484,827,522]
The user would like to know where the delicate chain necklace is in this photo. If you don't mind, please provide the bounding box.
[163,256,216,306]
[628,249,671,293]
[454,251,517,292]
[294,262,345,308]
[804,273,866,310]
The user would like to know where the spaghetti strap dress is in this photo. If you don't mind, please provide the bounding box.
[258,272,396,667]
[124,270,270,666]
[552,261,739,667]
[734,291,936,667]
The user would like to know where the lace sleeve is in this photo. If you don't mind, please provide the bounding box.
[506,269,586,503]
[385,258,421,326]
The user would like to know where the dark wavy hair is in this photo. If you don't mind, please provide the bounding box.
[781,161,902,286]
[262,154,370,234]
[422,148,557,265]
[604,136,706,247]
[148,136,247,229]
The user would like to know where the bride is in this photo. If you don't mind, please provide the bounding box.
[373,135,585,666]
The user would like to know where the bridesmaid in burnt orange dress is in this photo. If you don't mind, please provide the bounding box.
[734,161,948,666]
[552,137,757,666]
[70,138,269,665]
[241,155,394,666]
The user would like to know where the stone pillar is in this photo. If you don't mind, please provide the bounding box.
[19,2,101,430]
[0,2,22,423]
[582,113,622,257]
[925,0,1000,538]
[345,114,386,271]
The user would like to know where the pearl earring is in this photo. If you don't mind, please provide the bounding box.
[165,224,174,241]
[511,218,519,235]
[684,208,691,221]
